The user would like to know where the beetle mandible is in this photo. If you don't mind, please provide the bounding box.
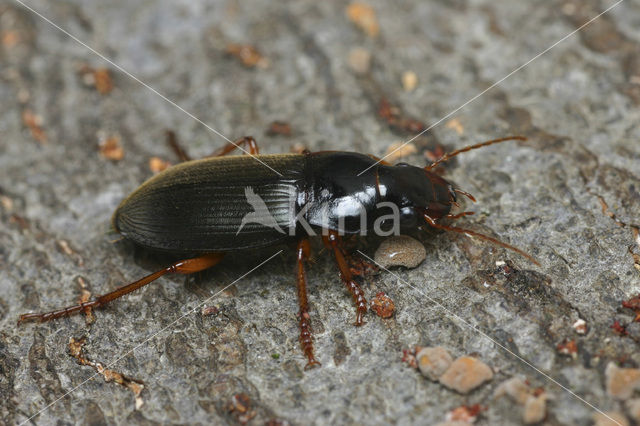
[19,135,537,369]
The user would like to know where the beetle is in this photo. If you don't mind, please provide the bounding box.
[18,135,537,369]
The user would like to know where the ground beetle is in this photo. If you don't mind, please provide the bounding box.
[19,136,537,368]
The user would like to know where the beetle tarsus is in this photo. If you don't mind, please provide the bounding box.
[208,135,260,157]
[323,231,368,327]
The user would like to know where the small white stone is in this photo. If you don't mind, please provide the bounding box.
[416,346,453,381]
[494,376,530,405]
[439,356,493,394]
[605,362,640,400]
[592,411,629,426]
[523,394,547,424]
[572,318,587,335]
[374,235,426,269]
[401,71,418,92]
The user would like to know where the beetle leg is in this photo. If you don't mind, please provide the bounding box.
[165,133,260,163]
[322,231,368,326]
[18,253,225,325]
[208,136,260,157]
[295,238,321,370]
[166,129,191,162]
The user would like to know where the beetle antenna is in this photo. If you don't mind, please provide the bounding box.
[423,213,539,266]
[425,136,527,171]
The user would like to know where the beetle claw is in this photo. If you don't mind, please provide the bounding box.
[304,358,322,370]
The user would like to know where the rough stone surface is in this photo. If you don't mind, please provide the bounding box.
[625,398,640,422]
[1,0,640,425]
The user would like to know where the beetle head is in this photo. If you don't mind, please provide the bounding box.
[380,163,458,228]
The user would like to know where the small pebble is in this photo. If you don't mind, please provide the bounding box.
[592,411,629,426]
[416,346,453,381]
[494,376,548,423]
[445,118,465,135]
[384,141,417,163]
[522,394,547,424]
[401,71,417,92]
[149,157,170,173]
[348,47,371,74]
[99,135,124,161]
[346,2,379,37]
[374,235,426,269]
[572,318,587,335]
[438,356,493,394]
[494,376,530,405]
[605,362,640,400]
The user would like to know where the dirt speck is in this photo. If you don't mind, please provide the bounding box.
[346,3,379,37]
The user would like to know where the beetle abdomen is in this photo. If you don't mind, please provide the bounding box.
[113,154,305,252]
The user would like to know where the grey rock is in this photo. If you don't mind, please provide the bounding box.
[2,0,640,425]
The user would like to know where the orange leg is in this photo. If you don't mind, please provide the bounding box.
[18,253,225,325]
[166,130,191,162]
[296,239,321,369]
[322,231,368,326]
[208,136,260,157]
[367,154,391,166]
[166,133,260,162]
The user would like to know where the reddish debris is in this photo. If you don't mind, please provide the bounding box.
[556,338,578,358]
[266,121,292,137]
[201,305,220,316]
[370,292,395,318]
[532,387,546,397]
[377,98,426,134]
[447,404,487,423]
[402,347,418,369]
[622,295,640,322]
[225,44,268,68]
[22,109,47,144]
[611,320,628,336]
[9,214,29,230]
[227,393,256,424]
[77,64,114,94]
[99,136,124,161]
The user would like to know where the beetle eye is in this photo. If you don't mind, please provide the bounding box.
[395,162,411,167]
